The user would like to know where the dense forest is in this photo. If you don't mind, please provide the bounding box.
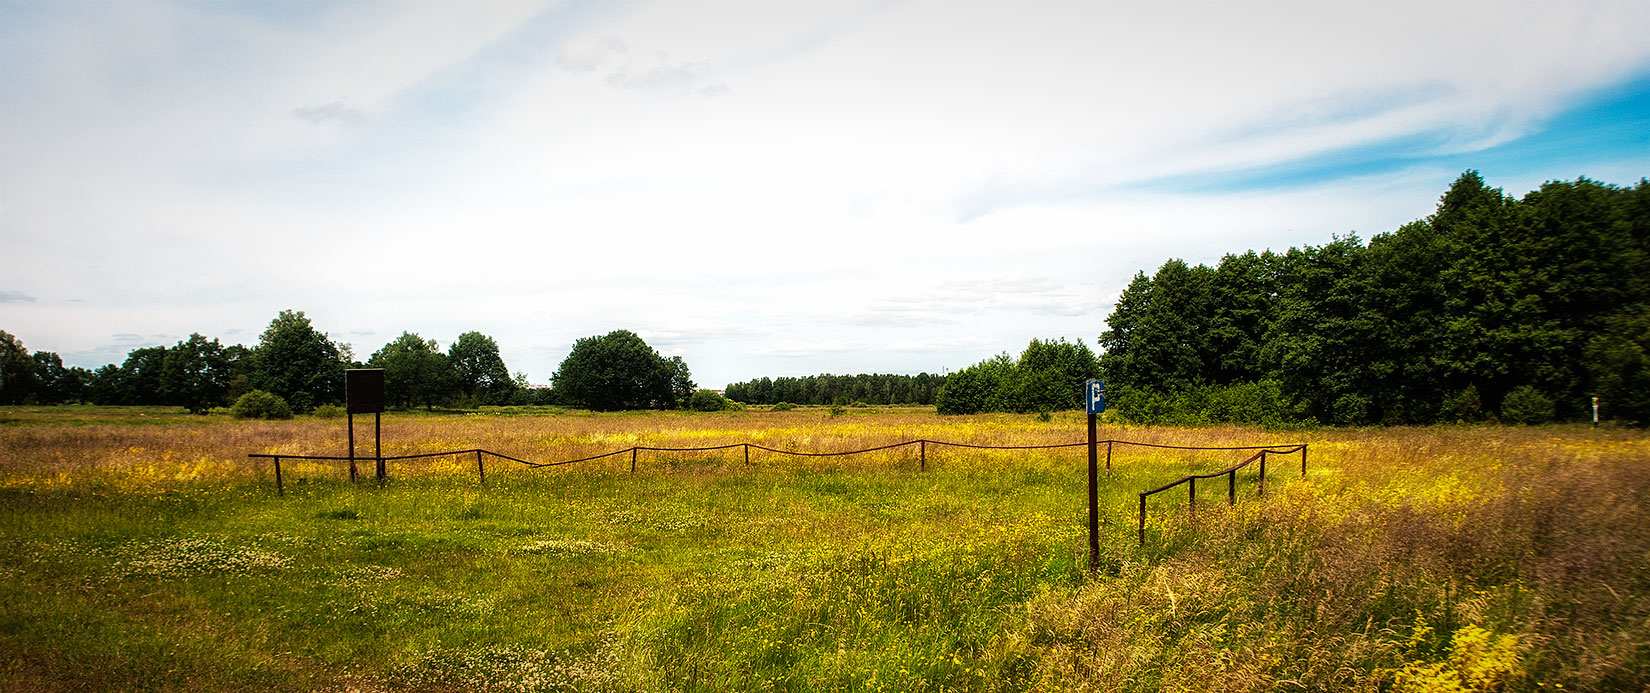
[723,373,944,406]
[1099,171,1650,426]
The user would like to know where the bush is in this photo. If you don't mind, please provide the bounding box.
[1439,384,1485,423]
[688,389,730,412]
[770,402,795,412]
[312,404,345,419]
[1501,385,1555,425]
[231,390,293,420]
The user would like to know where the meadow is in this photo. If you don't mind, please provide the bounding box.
[2,405,1647,692]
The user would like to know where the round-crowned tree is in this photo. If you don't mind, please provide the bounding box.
[551,330,691,411]
[367,332,457,410]
[230,389,293,419]
[252,310,349,412]
[688,389,729,412]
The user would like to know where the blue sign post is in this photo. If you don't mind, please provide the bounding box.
[1085,379,1106,415]
[1085,379,1104,571]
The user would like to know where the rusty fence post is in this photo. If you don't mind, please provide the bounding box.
[744,443,750,466]
[1300,444,1308,478]
[630,447,637,475]
[920,440,926,472]
[476,450,485,485]
[273,456,283,496]
[1258,452,1267,496]
[1228,469,1236,505]
[1138,493,1147,546]
[1106,440,1113,474]
[1188,477,1196,517]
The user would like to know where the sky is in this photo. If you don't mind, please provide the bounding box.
[3,0,1649,389]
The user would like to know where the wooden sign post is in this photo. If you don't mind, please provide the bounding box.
[347,369,386,485]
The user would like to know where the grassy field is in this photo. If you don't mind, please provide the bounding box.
[2,406,1648,691]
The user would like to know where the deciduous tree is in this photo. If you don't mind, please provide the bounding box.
[368,332,457,409]
[551,330,680,411]
[252,310,348,412]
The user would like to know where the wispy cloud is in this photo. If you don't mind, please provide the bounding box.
[291,99,365,125]
[752,340,863,359]
[639,325,761,348]
[557,35,626,73]
[0,290,36,303]
[557,33,727,96]
[861,279,1101,325]
[881,336,990,353]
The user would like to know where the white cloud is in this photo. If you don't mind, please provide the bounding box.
[881,336,992,354]
[291,99,365,125]
[753,340,865,359]
[557,35,626,72]
[605,57,702,91]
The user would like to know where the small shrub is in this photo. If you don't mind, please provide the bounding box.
[1037,410,1053,422]
[688,389,729,412]
[828,404,845,417]
[312,404,345,419]
[849,401,869,408]
[770,402,795,412]
[230,390,293,420]
[1439,384,1484,422]
[1501,385,1555,425]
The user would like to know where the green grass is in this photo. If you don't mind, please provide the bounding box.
[2,410,1648,691]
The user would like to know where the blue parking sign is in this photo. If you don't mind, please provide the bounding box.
[1085,379,1105,414]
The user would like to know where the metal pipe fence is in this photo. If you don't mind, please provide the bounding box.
[248,437,1304,496]
[1136,444,1308,545]
[249,436,1310,559]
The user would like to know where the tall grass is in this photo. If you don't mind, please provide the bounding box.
[1,407,1647,691]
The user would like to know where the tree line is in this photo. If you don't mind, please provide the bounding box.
[1098,171,1650,426]
[722,372,945,406]
[0,311,533,412]
[933,339,1100,414]
[0,316,711,414]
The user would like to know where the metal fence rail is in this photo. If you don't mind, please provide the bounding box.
[248,437,1306,497]
[1136,444,1308,545]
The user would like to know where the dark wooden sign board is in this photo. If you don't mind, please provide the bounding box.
[347,369,385,414]
[346,369,385,484]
